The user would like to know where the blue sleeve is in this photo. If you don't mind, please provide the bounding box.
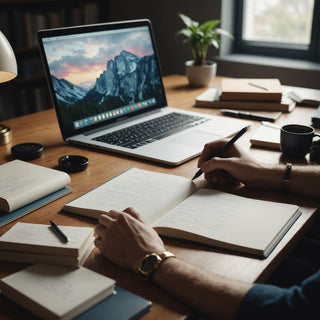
[237,269,320,320]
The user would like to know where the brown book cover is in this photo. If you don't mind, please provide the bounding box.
[221,78,282,101]
[195,88,295,112]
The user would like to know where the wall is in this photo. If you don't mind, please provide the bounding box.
[105,0,222,75]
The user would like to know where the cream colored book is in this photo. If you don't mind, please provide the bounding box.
[0,222,94,266]
[221,78,282,101]
[283,85,320,107]
[63,168,300,257]
[250,123,281,149]
[0,264,115,320]
[0,160,71,213]
[0,240,94,268]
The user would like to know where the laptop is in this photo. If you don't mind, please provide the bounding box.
[38,19,250,165]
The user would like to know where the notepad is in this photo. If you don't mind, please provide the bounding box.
[250,123,281,149]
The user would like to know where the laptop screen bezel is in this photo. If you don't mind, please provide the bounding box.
[38,19,168,140]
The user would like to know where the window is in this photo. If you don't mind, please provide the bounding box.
[235,0,320,61]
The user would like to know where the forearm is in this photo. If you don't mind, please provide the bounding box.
[152,258,251,320]
[254,163,320,199]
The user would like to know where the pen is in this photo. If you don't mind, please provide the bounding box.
[248,82,269,91]
[50,220,69,242]
[220,109,276,122]
[192,126,248,180]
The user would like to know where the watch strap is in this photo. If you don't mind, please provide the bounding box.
[138,251,175,278]
[283,163,292,191]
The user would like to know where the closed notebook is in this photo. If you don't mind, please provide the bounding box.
[75,286,152,320]
[0,264,115,320]
[195,87,295,112]
[0,222,94,267]
[250,123,281,149]
[221,78,282,101]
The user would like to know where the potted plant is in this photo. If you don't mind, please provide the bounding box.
[176,13,233,87]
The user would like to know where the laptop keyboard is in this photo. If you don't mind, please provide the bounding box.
[93,112,209,149]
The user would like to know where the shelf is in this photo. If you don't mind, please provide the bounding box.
[0,0,109,120]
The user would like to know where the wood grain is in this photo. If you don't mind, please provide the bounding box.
[0,75,318,319]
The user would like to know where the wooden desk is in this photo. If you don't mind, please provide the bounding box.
[0,75,319,319]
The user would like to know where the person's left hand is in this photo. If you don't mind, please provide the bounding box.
[95,207,166,273]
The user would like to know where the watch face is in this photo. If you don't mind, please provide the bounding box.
[141,254,159,273]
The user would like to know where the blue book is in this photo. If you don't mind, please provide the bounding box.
[0,187,72,227]
[75,286,152,320]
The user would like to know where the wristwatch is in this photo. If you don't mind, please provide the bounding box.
[138,251,175,277]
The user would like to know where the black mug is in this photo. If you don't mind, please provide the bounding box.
[280,124,320,158]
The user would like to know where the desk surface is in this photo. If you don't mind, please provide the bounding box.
[0,75,319,319]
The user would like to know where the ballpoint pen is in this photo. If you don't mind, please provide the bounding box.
[248,82,269,91]
[50,220,70,242]
[220,109,277,122]
[192,126,248,180]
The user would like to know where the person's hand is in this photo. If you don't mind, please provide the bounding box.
[95,207,166,273]
[197,139,264,187]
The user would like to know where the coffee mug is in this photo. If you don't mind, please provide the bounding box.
[280,124,320,158]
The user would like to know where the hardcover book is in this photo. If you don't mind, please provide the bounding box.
[0,264,115,320]
[0,160,71,227]
[195,88,295,112]
[0,222,94,267]
[221,78,282,101]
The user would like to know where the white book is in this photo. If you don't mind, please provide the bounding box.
[0,240,94,268]
[0,223,94,265]
[0,264,115,320]
[63,168,301,257]
[0,160,71,213]
[250,123,281,149]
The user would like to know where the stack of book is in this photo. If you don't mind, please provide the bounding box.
[195,78,296,113]
[0,222,94,267]
[0,223,152,320]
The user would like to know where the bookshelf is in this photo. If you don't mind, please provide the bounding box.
[0,0,109,120]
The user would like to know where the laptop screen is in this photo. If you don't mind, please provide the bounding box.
[38,20,167,139]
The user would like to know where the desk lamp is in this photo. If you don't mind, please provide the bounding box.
[0,31,17,145]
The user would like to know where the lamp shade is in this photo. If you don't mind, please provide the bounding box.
[0,31,17,83]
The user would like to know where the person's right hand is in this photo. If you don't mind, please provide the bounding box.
[95,207,166,273]
[197,139,266,188]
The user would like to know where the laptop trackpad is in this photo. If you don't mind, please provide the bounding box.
[170,130,220,147]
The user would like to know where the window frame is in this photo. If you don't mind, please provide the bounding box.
[234,0,320,61]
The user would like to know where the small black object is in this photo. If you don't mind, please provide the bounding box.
[311,105,320,128]
[58,155,89,173]
[310,140,320,164]
[11,143,43,161]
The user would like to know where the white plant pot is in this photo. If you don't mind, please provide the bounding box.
[185,60,217,87]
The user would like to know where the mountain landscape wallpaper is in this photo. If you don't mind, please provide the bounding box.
[43,27,165,127]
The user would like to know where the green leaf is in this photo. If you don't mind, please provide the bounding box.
[200,20,221,33]
[176,13,234,65]
[215,28,234,40]
[178,13,197,28]
[210,39,220,49]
